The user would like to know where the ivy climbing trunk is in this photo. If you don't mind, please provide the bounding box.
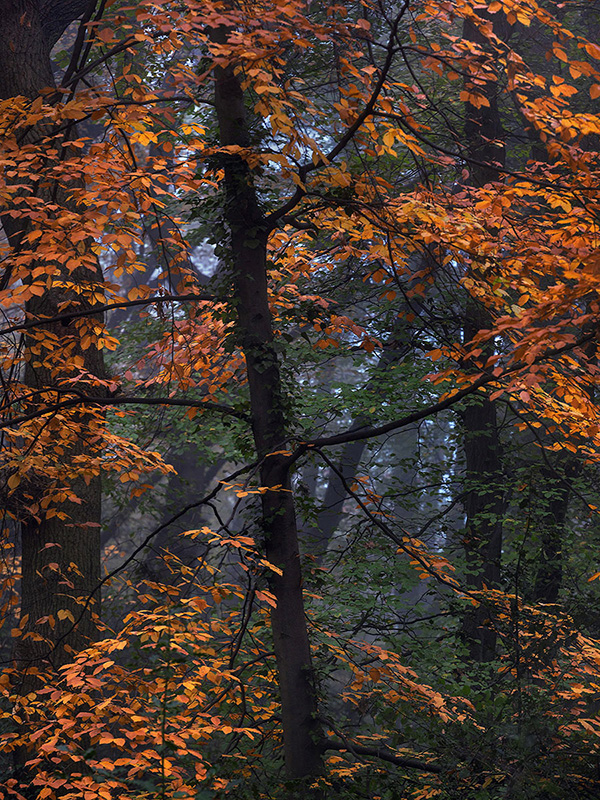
[212,35,324,784]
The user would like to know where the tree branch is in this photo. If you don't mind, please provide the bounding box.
[40,0,94,49]
[0,293,215,338]
[322,738,443,774]
[266,2,409,228]
[296,328,599,454]
[0,391,249,428]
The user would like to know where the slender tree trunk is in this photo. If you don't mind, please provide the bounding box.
[138,455,221,584]
[461,369,504,661]
[532,465,572,604]
[460,10,511,662]
[303,253,428,560]
[212,37,324,783]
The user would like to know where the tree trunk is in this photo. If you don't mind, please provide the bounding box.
[212,35,324,783]
[532,460,578,604]
[459,9,511,662]
[461,375,504,661]
[0,0,103,678]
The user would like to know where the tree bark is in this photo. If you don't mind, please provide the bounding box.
[40,0,93,50]
[460,375,504,661]
[0,0,103,677]
[532,460,578,604]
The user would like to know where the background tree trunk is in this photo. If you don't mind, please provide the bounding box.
[459,10,511,662]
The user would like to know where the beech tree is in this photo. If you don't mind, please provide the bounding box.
[0,0,106,678]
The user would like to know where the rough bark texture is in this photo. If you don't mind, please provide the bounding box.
[0,0,54,100]
[213,37,324,783]
[0,0,103,678]
[40,0,93,49]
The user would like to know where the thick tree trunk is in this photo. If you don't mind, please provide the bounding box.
[0,0,103,677]
[212,40,324,782]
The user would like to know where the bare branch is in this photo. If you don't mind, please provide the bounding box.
[0,293,215,338]
[0,390,249,428]
[322,738,443,774]
[266,2,410,227]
